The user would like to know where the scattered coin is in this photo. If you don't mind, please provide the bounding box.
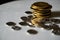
[27,15,33,22]
[21,16,28,21]
[52,24,60,30]
[12,26,21,31]
[27,29,38,35]
[19,22,28,26]
[52,29,60,35]
[28,24,35,28]
[28,15,33,19]
[41,25,52,30]
[25,11,32,14]
[6,22,16,26]
[51,19,60,24]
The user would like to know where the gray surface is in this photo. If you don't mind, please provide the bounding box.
[0,0,60,40]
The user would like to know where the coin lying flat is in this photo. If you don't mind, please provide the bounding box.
[19,22,28,26]
[27,29,38,35]
[6,22,16,26]
[25,11,32,14]
[31,2,52,10]
[51,19,60,24]
[32,10,51,15]
[27,15,33,22]
[52,29,60,35]
[34,12,51,17]
[20,16,28,21]
[28,15,33,19]
[32,9,51,13]
[12,26,21,31]
[52,24,59,30]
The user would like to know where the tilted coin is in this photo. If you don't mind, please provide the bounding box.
[52,24,60,30]
[28,15,33,18]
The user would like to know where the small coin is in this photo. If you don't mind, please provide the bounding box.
[38,20,53,30]
[27,29,38,35]
[12,26,21,30]
[28,15,33,19]
[51,19,60,24]
[25,11,32,14]
[52,24,59,30]
[52,29,60,35]
[21,16,28,22]
[28,24,35,27]
[6,22,16,26]
[42,25,52,30]
[19,22,28,26]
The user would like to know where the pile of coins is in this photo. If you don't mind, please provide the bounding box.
[6,2,60,35]
[30,2,52,26]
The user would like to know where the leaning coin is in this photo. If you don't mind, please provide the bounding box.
[52,24,59,30]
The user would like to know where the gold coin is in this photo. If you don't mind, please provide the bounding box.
[31,17,44,26]
[31,2,52,10]
[31,9,51,13]
[32,11,51,15]
[33,13,51,18]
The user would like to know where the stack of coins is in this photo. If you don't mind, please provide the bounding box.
[30,2,52,26]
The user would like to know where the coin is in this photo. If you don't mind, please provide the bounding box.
[31,17,44,26]
[27,15,33,21]
[28,15,33,18]
[27,29,38,35]
[51,19,60,24]
[32,10,51,14]
[20,16,28,21]
[25,11,32,14]
[52,29,60,35]
[6,22,16,26]
[52,24,59,30]
[31,2,52,10]
[12,26,21,31]
[19,22,28,26]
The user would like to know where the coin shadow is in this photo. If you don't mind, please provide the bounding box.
[51,11,60,17]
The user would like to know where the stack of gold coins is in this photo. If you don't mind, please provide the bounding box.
[30,2,52,26]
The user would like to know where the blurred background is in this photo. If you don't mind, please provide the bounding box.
[0,0,16,5]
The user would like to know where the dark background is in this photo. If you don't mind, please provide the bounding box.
[0,0,15,5]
